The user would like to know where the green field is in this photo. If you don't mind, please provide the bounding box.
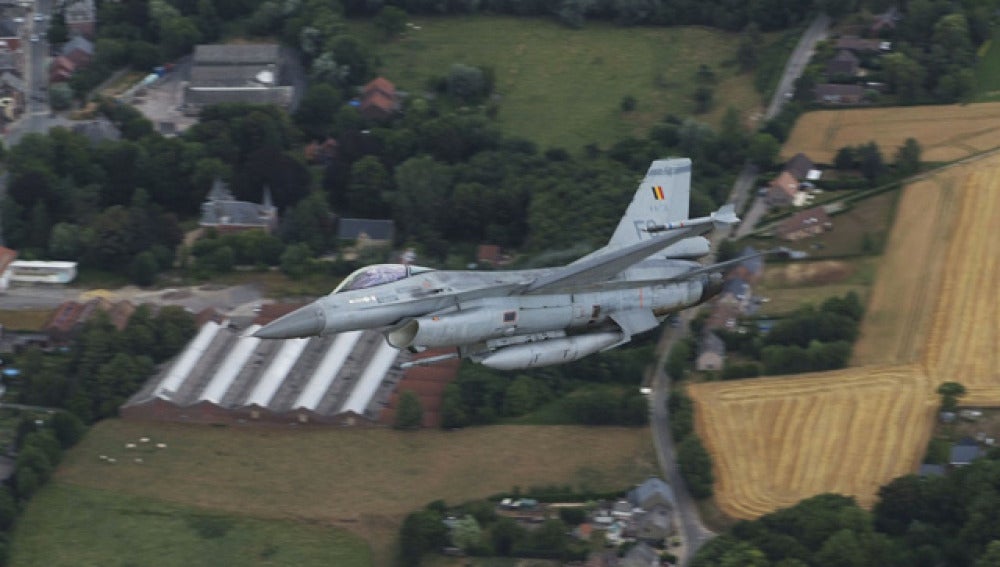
[0,309,52,332]
[358,17,763,150]
[10,483,371,567]
[976,32,1000,101]
[45,420,656,566]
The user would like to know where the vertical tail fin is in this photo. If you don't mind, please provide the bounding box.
[607,158,691,249]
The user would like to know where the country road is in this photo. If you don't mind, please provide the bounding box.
[646,13,833,564]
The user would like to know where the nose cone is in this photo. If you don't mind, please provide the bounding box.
[253,304,326,339]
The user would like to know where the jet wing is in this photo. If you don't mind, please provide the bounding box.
[522,225,711,294]
[547,248,782,294]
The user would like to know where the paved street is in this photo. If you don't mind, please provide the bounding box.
[1,282,265,316]
[648,14,833,564]
[765,13,831,121]
[648,310,715,565]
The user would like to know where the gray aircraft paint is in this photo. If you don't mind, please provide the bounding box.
[254,158,743,370]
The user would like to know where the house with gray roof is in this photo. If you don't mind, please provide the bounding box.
[950,438,982,467]
[71,119,121,144]
[696,331,726,372]
[919,463,946,477]
[61,0,96,38]
[61,35,94,67]
[628,477,676,511]
[183,44,296,115]
[784,153,817,182]
[621,542,661,567]
[826,50,860,77]
[199,179,278,234]
[633,507,673,544]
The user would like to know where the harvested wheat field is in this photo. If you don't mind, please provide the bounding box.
[691,154,1000,520]
[690,365,936,519]
[923,164,1000,404]
[850,167,963,366]
[782,102,1000,163]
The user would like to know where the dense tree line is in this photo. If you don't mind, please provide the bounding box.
[4,86,762,284]
[16,306,195,423]
[875,2,986,104]
[343,0,821,31]
[713,292,864,378]
[8,0,804,284]
[692,449,1000,566]
[667,387,714,499]
[0,412,88,566]
[798,1,992,104]
[398,499,588,564]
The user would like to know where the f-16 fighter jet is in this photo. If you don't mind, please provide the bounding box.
[255,158,744,370]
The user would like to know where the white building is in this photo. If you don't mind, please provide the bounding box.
[8,260,77,284]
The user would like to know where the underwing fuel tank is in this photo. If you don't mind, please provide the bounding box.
[387,309,508,349]
[478,332,623,370]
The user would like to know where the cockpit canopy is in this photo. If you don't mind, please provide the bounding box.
[332,264,435,294]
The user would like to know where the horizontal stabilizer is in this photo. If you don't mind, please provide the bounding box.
[524,225,708,294]
[552,247,787,294]
[712,203,739,228]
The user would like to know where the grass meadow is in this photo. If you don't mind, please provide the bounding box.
[45,420,657,566]
[10,483,371,567]
[356,17,764,151]
[975,32,1000,101]
[0,309,53,332]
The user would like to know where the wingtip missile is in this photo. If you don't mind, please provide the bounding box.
[642,204,740,234]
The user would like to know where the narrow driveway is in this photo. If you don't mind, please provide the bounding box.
[765,13,831,121]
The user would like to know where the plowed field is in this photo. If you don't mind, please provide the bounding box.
[781,103,1000,163]
[690,154,1000,519]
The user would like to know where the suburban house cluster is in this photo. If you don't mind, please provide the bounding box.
[922,411,998,476]
[196,178,396,254]
[696,248,765,372]
[763,152,835,242]
[812,7,899,105]
[0,0,95,125]
[481,477,678,566]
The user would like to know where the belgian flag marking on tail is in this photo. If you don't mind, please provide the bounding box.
[651,185,665,200]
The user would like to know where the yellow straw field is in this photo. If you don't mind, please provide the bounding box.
[690,154,1000,520]
[690,365,936,519]
[781,102,1000,163]
[923,165,1000,404]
